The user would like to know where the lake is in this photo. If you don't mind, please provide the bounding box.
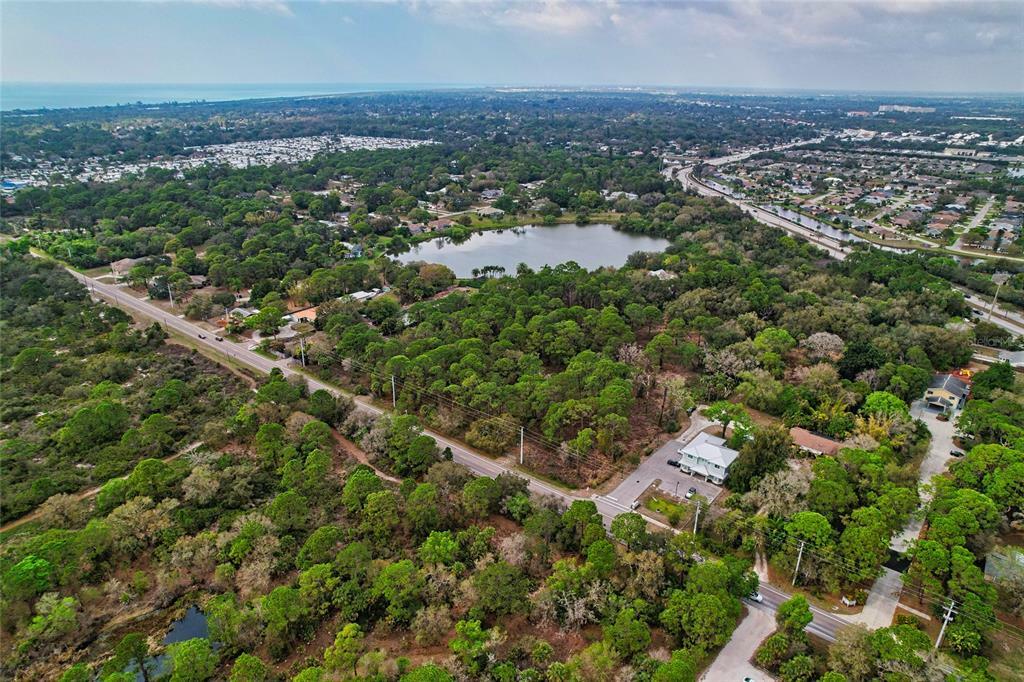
[398,223,671,277]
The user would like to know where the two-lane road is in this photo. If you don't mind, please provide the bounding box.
[68,267,858,643]
[67,270,631,524]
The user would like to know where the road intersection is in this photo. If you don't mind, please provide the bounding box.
[68,265,859,643]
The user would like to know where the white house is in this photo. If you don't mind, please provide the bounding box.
[677,432,739,485]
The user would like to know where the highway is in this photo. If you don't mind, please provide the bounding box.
[666,154,1024,338]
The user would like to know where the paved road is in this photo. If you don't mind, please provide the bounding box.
[701,603,777,681]
[68,268,861,643]
[891,400,958,553]
[673,166,852,260]
[953,196,996,250]
[66,271,631,518]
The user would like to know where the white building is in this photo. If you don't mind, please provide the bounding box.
[677,432,739,485]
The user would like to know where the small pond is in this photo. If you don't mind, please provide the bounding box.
[397,223,671,277]
[131,606,209,681]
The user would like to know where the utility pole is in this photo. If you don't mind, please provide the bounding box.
[693,499,701,535]
[792,540,806,586]
[167,282,174,308]
[988,273,1010,321]
[519,426,525,465]
[658,385,668,426]
[298,334,307,367]
[674,481,679,498]
[391,375,397,408]
[936,599,957,650]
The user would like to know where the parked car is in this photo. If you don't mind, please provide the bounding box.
[685,486,697,500]
[667,459,680,468]
[950,449,965,457]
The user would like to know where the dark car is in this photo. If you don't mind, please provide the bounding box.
[198,334,206,339]
[685,486,697,499]
[667,459,680,468]
[215,336,224,342]
[950,449,965,457]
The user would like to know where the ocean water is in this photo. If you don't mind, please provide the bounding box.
[0,82,468,112]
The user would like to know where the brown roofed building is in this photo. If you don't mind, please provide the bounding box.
[789,427,842,456]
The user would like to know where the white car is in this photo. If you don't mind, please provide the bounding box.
[748,592,764,603]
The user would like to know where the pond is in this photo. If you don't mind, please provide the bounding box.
[131,606,209,681]
[397,223,671,277]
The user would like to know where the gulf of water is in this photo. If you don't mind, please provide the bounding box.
[0,82,469,112]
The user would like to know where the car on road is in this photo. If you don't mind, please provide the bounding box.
[198,334,207,339]
[629,500,641,510]
[685,486,697,499]
[667,459,680,468]
[748,592,764,603]
[215,336,224,342]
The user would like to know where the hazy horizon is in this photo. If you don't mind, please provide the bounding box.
[2,1,1021,96]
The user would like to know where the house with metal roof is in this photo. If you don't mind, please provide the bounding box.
[677,432,739,486]
[924,373,970,411]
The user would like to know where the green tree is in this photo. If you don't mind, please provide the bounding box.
[462,476,501,519]
[652,649,697,682]
[604,607,650,660]
[229,653,269,682]
[611,512,648,550]
[268,490,309,533]
[704,400,752,441]
[776,595,812,635]
[450,619,490,675]
[419,531,459,565]
[114,633,152,682]
[727,425,794,493]
[472,561,532,617]
[342,466,383,515]
[861,391,909,419]
[168,638,218,682]
[324,623,364,675]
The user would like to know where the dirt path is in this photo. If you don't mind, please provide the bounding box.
[0,441,203,535]
[331,432,402,483]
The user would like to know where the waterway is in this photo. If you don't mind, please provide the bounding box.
[759,205,866,244]
[398,223,671,277]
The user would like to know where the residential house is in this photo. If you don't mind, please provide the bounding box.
[647,269,677,281]
[428,218,454,230]
[677,432,739,486]
[924,373,970,411]
[476,206,505,219]
[110,257,143,278]
[789,427,842,456]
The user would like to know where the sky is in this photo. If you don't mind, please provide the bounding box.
[2,0,1022,94]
